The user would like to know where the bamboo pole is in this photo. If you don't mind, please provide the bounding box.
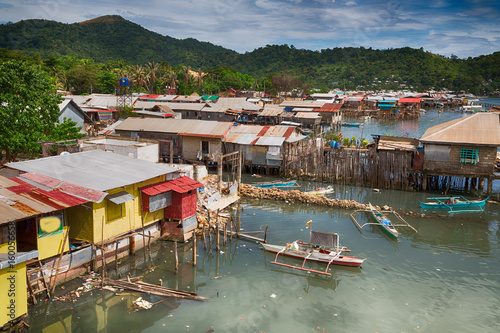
[192,231,197,266]
[50,226,70,294]
[174,241,178,273]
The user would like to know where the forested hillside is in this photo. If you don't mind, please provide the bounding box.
[1,15,499,93]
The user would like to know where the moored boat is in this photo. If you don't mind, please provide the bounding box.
[304,186,334,195]
[420,196,488,213]
[262,221,365,275]
[342,122,363,127]
[368,202,399,239]
[252,180,297,188]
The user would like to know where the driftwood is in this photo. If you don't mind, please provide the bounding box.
[103,278,208,301]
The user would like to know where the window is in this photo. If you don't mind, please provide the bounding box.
[107,201,123,221]
[201,141,209,154]
[460,148,479,164]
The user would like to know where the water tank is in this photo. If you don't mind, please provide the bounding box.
[120,78,129,87]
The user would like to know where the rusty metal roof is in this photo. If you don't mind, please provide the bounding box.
[294,112,321,119]
[224,124,299,145]
[420,113,500,146]
[0,175,93,225]
[6,150,178,192]
[314,103,342,112]
[115,117,233,138]
[141,176,203,195]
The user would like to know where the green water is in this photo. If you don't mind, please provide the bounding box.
[27,108,500,332]
[27,190,500,333]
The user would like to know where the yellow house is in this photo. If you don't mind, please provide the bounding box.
[6,150,180,276]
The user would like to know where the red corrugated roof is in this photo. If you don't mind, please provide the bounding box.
[19,173,107,203]
[8,178,87,209]
[141,176,203,195]
[399,98,421,103]
[140,94,162,99]
[283,127,295,138]
[258,126,270,136]
[315,103,342,112]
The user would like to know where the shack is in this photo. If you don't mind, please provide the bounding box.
[419,112,500,193]
[114,117,234,163]
[223,124,305,171]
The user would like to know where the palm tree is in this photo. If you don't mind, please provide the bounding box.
[131,65,146,92]
[146,61,160,94]
[182,66,192,95]
[163,71,178,94]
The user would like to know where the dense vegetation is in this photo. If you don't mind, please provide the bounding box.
[1,15,499,94]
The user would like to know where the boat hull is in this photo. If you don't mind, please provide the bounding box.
[368,203,398,239]
[253,180,297,188]
[420,198,487,209]
[262,243,365,267]
[305,188,334,195]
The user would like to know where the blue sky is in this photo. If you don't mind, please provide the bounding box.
[0,0,499,58]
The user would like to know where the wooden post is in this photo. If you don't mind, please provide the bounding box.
[223,222,227,246]
[160,218,166,236]
[237,151,242,186]
[50,226,70,294]
[169,140,174,165]
[264,226,268,244]
[218,154,223,192]
[202,223,206,250]
[487,177,493,194]
[216,222,220,251]
[229,217,233,241]
[101,218,106,281]
[129,236,136,255]
[114,241,119,273]
[174,241,179,273]
[192,231,197,266]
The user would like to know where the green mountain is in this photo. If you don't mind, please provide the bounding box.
[0,15,499,93]
[0,15,237,67]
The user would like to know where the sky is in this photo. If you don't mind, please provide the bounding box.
[0,0,499,58]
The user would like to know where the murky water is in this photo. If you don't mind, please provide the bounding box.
[27,107,500,332]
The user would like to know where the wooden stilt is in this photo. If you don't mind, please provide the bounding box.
[174,241,178,273]
[192,231,197,266]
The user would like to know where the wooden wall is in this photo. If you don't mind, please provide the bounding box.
[423,145,496,176]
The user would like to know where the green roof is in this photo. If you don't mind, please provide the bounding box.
[202,95,219,101]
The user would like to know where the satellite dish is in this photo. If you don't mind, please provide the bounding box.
[60,151,70,156]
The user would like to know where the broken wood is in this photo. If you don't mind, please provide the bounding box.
[103,278,208,301]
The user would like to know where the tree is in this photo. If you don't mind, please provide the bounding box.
[49,118,86,141]
[0,60,62,161]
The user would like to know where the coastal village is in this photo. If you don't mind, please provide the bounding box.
[1,88,500,332]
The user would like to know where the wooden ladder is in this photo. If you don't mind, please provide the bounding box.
[26,259,51,304]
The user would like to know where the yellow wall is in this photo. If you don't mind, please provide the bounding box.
[0,262,28,326]
[37,226,70,260]
[67,204,94,242]
[83,175,166,244]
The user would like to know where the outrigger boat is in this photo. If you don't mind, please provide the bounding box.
[350,203,417,239]
[342,122,363,127]
[262,221,365,275]
[368,203,398,239]
[304,186,334,195]
[420,196,488,213]
[252,180,297,188]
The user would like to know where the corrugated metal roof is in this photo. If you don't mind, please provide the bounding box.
[0,175,91,225]
[399,98,421,103]
[259,108,283,116]
[420,113,500,145]
[314,103,342,112]
[224,124,299,145]
[115,117,233,138]
[107,191,136,204]
[254,137,286,146]
[6,150,179,192]
[141,176,202,195]
[280,100,326,108]
[294,112,321,119]
[18,173,107,203]
[215,98,261,111]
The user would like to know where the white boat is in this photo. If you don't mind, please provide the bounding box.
[262,221,365,275]
[304,186,333,195]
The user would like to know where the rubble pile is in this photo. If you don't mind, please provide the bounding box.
[240,183,384,211]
